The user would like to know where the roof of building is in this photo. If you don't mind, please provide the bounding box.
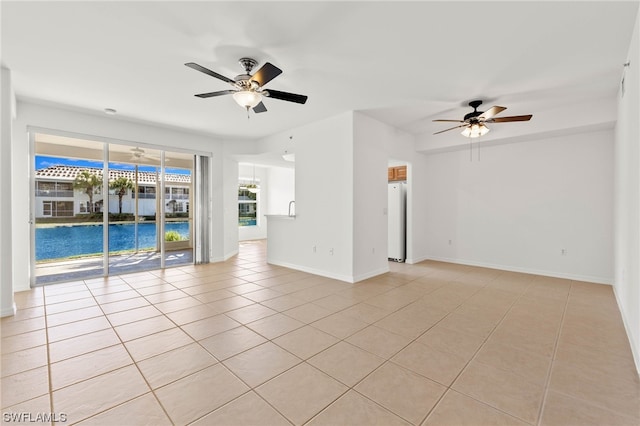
[35,165,191,184]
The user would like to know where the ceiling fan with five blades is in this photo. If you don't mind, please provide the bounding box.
[129,147,164,163]
[185,57,308,115]
[433,100,532,138]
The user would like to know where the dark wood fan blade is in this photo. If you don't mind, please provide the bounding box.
[194,90,235,98]
[434,124,467,135]
[253,102,267,113]
[487,114,533,123]
[479,106,506,120]
[433,119,465,123]
[185,62,235,84]
[265,89,308,104]
[252,62,282,87]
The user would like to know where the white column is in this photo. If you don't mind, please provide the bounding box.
[1,67,16,317]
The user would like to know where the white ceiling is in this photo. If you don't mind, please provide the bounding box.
[2,1,638,149]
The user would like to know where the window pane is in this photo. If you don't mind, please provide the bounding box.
[238,180,259,227]
[239,202,257,226]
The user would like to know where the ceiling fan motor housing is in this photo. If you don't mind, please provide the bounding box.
[235,58,263,90]
[239,57,258,74]
[464,100,484,121]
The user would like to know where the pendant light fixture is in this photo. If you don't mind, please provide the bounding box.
[248,164,260,193]
[282,135,295,162]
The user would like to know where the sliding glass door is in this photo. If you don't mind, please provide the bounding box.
[108,144,162,274]
[33,135,106,284]
[33,132,197,285]
[163,151,193,268]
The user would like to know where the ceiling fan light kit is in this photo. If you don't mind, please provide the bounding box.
[461,123,489,138]
[232,90,262,109]
[185,57,308,115]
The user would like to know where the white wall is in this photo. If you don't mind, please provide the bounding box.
[614,8,640,373]
[219,156,238,261]
[352,114,389,280]
[266,112,355,281]
[1,67,16,316]
[264,111,423,283]
[352,113,418,280]
[421,128,614,284]
[12,101,234,289]
[266,166,295,216]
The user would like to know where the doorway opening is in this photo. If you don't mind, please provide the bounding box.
[388,160,408,263]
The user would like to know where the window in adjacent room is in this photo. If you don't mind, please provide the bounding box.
[238,180,259,226]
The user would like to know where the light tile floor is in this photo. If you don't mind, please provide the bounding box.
[2,240,639,425]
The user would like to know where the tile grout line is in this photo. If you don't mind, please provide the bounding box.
[417,274,535,425]
[299,273,495,425]
[297,273,479,424]
[535,280,573,426]
[120,259,295,425]
[179,257,302,426]
[17,248,633,426]
[183,265,423,424]
[72,274,178,426]
[42,287,56,424]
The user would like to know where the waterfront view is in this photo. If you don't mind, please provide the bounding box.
[36,222,190,261]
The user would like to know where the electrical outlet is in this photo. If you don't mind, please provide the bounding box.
[313,246,316,253]
[448,239,452,245]
[561,248,566,255]
[329,248,334,255]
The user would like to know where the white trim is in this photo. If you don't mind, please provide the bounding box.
[613,286,640,377]
[27,125,212,157]
[103,142,109,275]
[160,151,166,269]
[416,255,613,285]
[210,249,239,263]
[29,130,36,287]
[405,255,430,265]
[353,266,390,283]
[0,303,17,318]
[267,259,359,284]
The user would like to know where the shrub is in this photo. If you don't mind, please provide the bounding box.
[165,230,186,242]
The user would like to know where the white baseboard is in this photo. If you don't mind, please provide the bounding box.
[406,254,430,265]
[267,259,352,282]
[613,285,640,377]
[353,266,390,282]
[209,250,238,263]
[1,303,16,318]
[417,255,613,285]
[266,258,383,284]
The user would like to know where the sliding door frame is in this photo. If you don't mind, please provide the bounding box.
[29,126,212,286]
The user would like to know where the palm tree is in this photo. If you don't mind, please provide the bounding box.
[109,176,134,214]
[73,170,102,213]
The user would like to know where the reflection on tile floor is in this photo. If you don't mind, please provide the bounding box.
[35,250,193,285]
[2,240,639,425]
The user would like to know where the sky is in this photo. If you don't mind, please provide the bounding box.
[35,155,190,175]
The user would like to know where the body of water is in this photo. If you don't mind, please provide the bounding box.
[36,222,189,261]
